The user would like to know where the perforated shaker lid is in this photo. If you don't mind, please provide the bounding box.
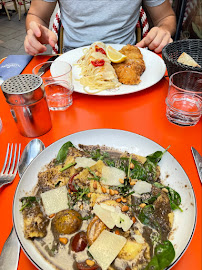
[1,74,42,94]
[1,74,44,106]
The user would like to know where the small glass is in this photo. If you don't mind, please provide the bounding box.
[166,71,202,126]
[33,61,73,111]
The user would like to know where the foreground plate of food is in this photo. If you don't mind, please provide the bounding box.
[51,43,166,96]
[13,129,196,270]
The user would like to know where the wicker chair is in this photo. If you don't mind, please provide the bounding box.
[52,6,149,54]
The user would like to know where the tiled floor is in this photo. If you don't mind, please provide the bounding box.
[0,3,55,59]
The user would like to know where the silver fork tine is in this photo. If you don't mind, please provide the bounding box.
[9,144,18,175]
[1,144,10,174]
[4,143,13,174]
[12,144,21,176]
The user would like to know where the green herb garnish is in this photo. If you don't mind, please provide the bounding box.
[20,196,37,211]
[86,167,100,181]
[60,162,76,172]
[118,177,135,198]
[90,148,115,167]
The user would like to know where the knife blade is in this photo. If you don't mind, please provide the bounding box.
[191,147,202,184]
[36,55,59,77]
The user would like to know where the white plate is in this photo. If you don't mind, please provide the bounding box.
[50,44,166,96]
[13,129,196,270]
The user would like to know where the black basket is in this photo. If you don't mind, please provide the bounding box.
[162,39,202,77]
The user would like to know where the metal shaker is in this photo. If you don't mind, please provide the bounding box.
[1,74,52,137]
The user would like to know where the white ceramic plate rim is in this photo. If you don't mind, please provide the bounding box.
[13,129,196,270]
[50,44,166,96]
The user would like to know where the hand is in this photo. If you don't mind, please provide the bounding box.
[24,21,57,55]
[136,26,173,53]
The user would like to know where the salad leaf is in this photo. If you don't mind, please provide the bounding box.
[146,146,170,165]
[155,240,175,269]
[144,240,175,270]
[55,141,75,164]
[138,205,155,226]
[90,148,115,167]
[154,182,182,212]
[166,187,182,212]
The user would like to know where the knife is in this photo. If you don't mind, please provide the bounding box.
[191,147,202,184]
[36,55,59,77]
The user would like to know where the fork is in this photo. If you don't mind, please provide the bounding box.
[0,143,21,188]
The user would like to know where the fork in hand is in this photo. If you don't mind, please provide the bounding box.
[0,143,21,188]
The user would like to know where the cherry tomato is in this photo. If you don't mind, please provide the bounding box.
[76,261,101,270]
[95,45,106,55]
[71,231,88,252]
[91,59,105,67]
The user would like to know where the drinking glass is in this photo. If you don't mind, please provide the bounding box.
[33,61,73,111]
[166,71,202,126]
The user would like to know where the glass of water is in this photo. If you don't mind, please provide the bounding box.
[33,61,73,111]
[166,71,202,126]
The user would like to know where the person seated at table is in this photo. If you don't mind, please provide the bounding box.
[24,0,176,55]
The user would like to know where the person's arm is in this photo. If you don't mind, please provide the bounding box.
[24,0,57,55]
[136,0,176,53]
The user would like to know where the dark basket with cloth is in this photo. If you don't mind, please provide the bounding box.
[162,39,202,77]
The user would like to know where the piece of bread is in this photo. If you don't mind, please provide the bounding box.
[177,52,201,67]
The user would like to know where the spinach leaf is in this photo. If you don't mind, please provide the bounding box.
[55,141,74,164]
[130,159,147,181]
[138,205,155,226]
[155,240,175,269]
[153,182,164,189]
[144,240,175,270]
[166,187,182,212]
[143,159,157,181]
[144,255,159,270]
[143,193,161,205]
[153,182,182,212]
[138,205,160,233]
[120,151,164,183]
[146,146,170,165]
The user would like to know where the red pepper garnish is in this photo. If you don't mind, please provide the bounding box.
[68,173,79,192]
[95,45,106,55]
[91,59,105,67]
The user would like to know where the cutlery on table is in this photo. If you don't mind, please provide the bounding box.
[0,143,21,189]
[0,139,45,270]
[191,147,202,184]
[36,54,59,76]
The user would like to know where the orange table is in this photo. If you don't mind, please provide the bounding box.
[0,55,201,270]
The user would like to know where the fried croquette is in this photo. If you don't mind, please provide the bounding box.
[112,44,146,85]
